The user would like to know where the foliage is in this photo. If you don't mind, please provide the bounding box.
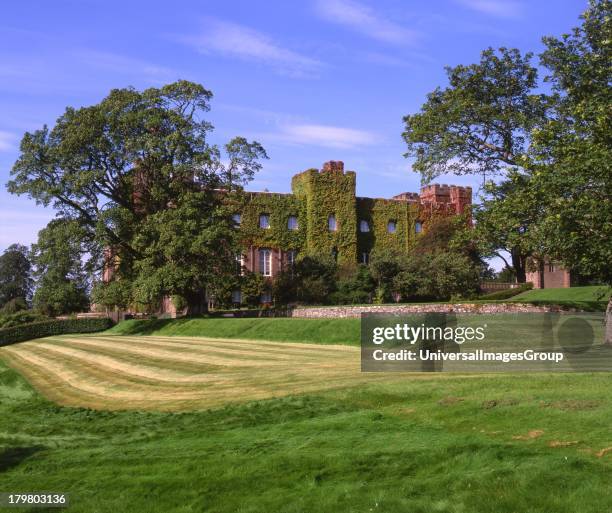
[30,219,90,316]
[0,310,49,329]
[403,47,546,182]
[0,244,32,307]
[527,0,612,286]
[329,265,374,305]
[235,192,305,251]
[0,317,112,346]
[470,174,543,282]
[291,168,358,264]
[394,252,480,300]
[8,81,267,313]
[292,255,337,304]
[240,271,267,308]
[478,282,533,300]
[0,297,28,315]
[369,248,407,302]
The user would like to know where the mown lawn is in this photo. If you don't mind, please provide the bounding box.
[511,285,609,311]
[106,317,362,345]
[1,335,611,513]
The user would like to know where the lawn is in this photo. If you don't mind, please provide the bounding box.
[1,330,611,512]
[106,317,362,345]
[511,285,610,311]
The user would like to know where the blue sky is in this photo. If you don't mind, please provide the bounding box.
[0,0,586,256]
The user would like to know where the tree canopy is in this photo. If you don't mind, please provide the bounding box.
[8,80,267,313]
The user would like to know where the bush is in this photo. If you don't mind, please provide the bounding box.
[0,318,113,347]
[479,282,533,300]
[0,310,49,329]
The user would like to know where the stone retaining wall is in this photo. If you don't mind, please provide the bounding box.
[290,303,573,319]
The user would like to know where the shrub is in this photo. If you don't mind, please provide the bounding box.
[0,318,113,347]
[479,282,533,300]
[0,310,49,329]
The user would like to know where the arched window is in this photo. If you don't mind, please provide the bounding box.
[328,215,337,231]
[360,220,370,232]
[287,215,298,230]
[232,213,241,226]
[259,214,270,229]
[387,220,397,233]
[415,221,423,234]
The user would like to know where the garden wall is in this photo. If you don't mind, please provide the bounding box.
[290,303,574,319]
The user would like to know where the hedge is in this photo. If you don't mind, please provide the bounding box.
[0,318,113,347]
[479,282,534,300]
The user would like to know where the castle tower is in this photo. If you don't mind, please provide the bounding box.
[291,161,357,264]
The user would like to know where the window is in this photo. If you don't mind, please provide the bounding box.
[415,221,423,234]
[387,220,397,233]
[287,215,298,231]
[231,290,242,304]
[260,291,272,304]
[361,252,370,264]
[331,247,338,261]
[360,220,370,232]
[328,215,337,231]
[259,214,270,229]
[235,253,244,275]
[259,248,272,276]
[548,263,555,272]
[287,250,297,267]
[232,213,241,226]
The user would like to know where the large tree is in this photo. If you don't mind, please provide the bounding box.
[0,244,32,308]
[529,0,612,340]
[470,173,545,283]
[30,219,90,316]
[8,81,267,313]
[403,47,547,184]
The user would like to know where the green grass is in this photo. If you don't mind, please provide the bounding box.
[511,285,610,311]
[1,354,611,512]
[106,317,362,345]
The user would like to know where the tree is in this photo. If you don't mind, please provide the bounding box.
[394,252,480,301]
[403,47,547,184]
[369,248,406,303]
[0,244,32,307]
[8,81,267,314]
[470,173,545,282]
[31,219,89,316]
[529,0,612,340]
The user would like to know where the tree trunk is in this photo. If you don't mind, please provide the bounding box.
[511,249,527,283]
[185,290,208,316]
[605,297,612,346]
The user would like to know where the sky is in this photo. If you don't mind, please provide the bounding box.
[0,0,587,258]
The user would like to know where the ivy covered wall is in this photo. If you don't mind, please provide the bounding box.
[231,162,471,265]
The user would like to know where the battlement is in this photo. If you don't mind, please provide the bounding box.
[419,183,472,214]
[392,192,420,202]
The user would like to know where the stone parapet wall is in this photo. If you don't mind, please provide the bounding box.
[290,303,573,318]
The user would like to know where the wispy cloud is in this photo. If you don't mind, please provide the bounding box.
[454,0,522,18]
[315,0,418,45]
[0,131,17,152]
[272,123,382,149]
[180,19,324,78]
[73,50,178,81]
